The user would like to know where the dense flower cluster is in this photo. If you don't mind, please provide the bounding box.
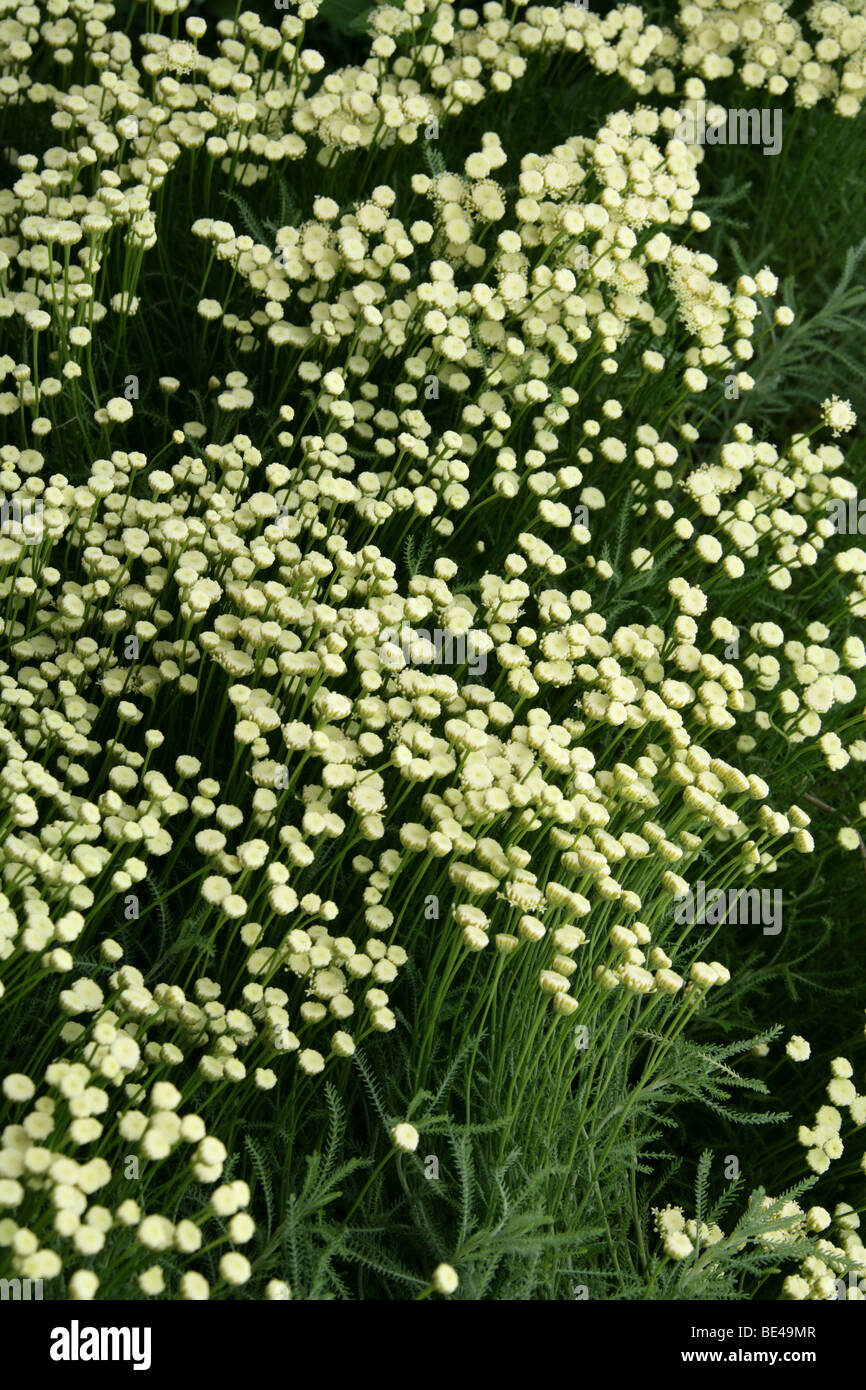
[0,0,863,1301]
[676,0,866,115]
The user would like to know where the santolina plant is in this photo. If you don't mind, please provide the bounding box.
[0,0,864,1302]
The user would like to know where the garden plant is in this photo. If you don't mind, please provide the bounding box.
[0,0,865,1303]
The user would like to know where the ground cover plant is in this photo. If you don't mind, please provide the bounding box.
[0,0,865,1303]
